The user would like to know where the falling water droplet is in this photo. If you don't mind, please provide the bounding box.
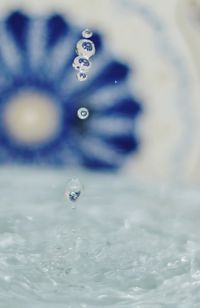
[65,178,82,208]
[77,107,89,120]
[82,28,93,39]
[76,39,96,58]
[68,191,81,202]
[76,71,88,82]
[73,56,91,71]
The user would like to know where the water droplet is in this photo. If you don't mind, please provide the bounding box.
[68,191,81,202]
[65,178,82,206]
[82,28,93,38]
[77,107,89,120]
[76,39,96,58]
[73,56,91,71]
[76,71,88,82]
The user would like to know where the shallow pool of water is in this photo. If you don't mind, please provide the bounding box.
[0,167,199,308]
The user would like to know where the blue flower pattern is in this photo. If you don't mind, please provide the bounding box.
[0,11,142,169]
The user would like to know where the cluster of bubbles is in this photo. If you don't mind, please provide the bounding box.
[65,178,83,208]
[72,29,96,82]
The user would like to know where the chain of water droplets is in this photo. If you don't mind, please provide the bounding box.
[65,29,96,206]
[72,29,96,82]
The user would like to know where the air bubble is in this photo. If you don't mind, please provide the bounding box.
[76,71,88,82]
[73,56,91,71]
[77,107,89,120]
[76,39,96,58]
[82,29,93,39]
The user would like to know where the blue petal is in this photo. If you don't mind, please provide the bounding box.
[66,61,130,100]
[90,32,102,54]
[82,157,118,170]
[47,14,70,48]
[106,135,139,153]
[5,11,29,50]
[91,61,130,88]
[97,97,142,117]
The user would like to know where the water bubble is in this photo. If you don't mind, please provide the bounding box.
[76,39,96,58]
[73,56,91,71]
[82,29,93,39]
[77,107,89,120]
[65,178,82,206]
[76,71,88,82]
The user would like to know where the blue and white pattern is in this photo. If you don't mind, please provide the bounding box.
[0,11,142,170]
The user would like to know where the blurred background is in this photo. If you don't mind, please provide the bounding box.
[1,1,200,307]
[0,0,199,183]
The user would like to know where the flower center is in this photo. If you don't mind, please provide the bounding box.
[3,91,60,146]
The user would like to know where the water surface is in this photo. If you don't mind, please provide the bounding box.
[0,167,199,307]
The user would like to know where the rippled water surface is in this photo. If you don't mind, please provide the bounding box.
[0,167,199,308]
